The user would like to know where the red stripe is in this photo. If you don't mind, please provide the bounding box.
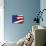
[17,16,24,24]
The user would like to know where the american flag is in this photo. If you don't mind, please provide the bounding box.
[12,15,24,24]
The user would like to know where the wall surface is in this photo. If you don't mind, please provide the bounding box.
[4,0,40,42]
[40,0,46,27]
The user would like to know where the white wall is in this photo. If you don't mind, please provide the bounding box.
[0,0,4,42]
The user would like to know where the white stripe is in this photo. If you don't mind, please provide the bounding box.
[14,20,24,23]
